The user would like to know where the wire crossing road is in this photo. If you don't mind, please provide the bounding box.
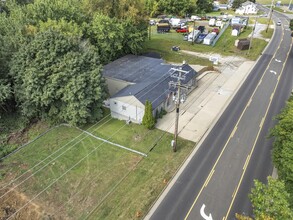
[147,12,293,220]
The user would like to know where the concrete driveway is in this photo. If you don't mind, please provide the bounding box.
[156,58,256,143]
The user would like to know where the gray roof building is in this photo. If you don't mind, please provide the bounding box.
[103,55,198,123]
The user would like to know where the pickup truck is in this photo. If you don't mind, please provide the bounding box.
[157,20,171,33]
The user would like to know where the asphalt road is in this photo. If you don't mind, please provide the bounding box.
[147,11,293,220]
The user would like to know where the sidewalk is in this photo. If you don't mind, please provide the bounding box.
[156,59,256,143]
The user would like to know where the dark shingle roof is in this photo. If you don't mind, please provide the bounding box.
[104,55,197,109]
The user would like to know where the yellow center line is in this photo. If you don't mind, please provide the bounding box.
[230,126,238,138]
[225,34,293,220]
[204,169,215,187]
[259,117,265,128]
[243,155,250,171]
[184,22,289,220]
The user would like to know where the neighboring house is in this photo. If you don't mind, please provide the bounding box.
[102,55,198,124]
[231,16,249,27]
[235,1,259,15]
[218,4,229,10]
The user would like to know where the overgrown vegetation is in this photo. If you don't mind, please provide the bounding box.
[270,96,293,206]
[250,177,293,220]
[0,0,148,127]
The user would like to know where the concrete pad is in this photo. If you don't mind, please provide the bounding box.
[155,59,256,143]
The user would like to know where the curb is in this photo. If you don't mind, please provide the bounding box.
[143,16,277,220]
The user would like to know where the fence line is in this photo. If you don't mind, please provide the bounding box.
[212,20,231,47]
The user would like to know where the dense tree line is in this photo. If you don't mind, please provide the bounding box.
[0,0,147,125]
[270,96,293,206]
[144,0,214,17]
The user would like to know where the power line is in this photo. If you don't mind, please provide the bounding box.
[169,66,191,152]
[1,65,180,218]
[0,63,174,193]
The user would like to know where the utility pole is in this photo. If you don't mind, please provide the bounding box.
[169,65,190,152]
[266,0,275,32]
[248,16,258,55]
[192,20,195,45]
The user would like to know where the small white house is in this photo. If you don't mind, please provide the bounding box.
[232,29,239,36]
[235,1,259,15]
[203,32,217,45]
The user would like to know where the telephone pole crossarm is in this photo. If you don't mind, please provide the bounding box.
[169,66,190,152]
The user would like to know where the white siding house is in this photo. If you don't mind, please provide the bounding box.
[102,55,198,124]
[235,1,259,15]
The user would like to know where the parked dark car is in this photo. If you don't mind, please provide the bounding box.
[171,46,180,51]
[195,33,207,44]
[198,26,205,33]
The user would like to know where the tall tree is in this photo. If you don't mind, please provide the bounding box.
[195,0,213,14]
[10,30,108,125]
[86,13,125,64]
[142,100,155,129]
[249,177,293,220]
[157,0,195,16]
[270,96,293,205]
[25,0,87,25]
[0,2,29,112]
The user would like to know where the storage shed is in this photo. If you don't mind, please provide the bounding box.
[237,39,250,50]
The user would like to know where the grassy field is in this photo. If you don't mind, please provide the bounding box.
[260,28,274,38]
[272,6,293,14]
[144,24,270,63]
[0,117,195,219]
[257,0,291,4]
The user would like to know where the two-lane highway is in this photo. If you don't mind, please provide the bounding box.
[147,11,293,220]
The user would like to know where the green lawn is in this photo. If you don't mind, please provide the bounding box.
[260,28,274,38]
[0,118,195,219]
[272,6,293,14]
[257,0,291,4]
[144,24,269,62]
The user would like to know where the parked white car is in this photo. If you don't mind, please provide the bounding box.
[191,15,201,21]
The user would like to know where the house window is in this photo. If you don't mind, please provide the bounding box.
[122,105,126,110]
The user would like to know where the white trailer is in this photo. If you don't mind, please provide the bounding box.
[169,18,181,28]
[188,30,200,42]
[215,20,222,27]
[209,18,216,26]
[203,32,217,45]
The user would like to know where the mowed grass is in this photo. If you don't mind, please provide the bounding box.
[145,24,269,62]
[272,6,293,14]
[257,0,291,4]
[0,117,195,219]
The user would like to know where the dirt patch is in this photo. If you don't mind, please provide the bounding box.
[7,121,49,146]
[0,189,53,220]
